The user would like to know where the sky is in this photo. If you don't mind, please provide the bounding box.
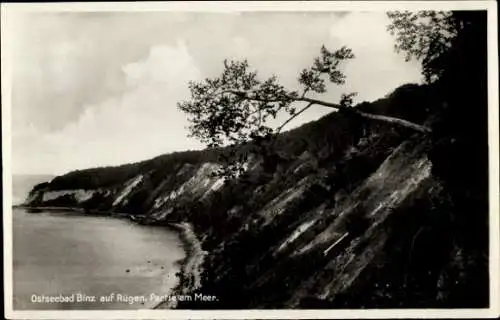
[6,10,422,175]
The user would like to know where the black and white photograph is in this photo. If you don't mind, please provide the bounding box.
[2,1,499,319]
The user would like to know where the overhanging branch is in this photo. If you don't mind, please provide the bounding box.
[275,102,314,135]
[299,96,432,133]
[222,90,432,133]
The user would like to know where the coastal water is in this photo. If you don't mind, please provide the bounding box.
[12,208,185,310]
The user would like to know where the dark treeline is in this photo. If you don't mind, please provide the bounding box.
[35,149,218,191]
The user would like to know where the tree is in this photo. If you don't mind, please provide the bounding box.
[387,11,460,83]
[387,9,488,198]
[178,45,431,177]
[387,10,489,306]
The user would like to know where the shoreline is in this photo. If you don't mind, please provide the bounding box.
[154,222,207,309]
[14,205,204,310]
[13,204,131,218]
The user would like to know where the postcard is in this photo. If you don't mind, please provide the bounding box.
[2,1,498,319]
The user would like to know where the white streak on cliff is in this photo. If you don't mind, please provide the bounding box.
[276,218,317,253]
[154,162,224,209]
[112,174,143,207]
[209,176,225,193]
[258,177,311,226]
[42,189,95,203]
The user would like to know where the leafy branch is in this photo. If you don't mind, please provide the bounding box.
[178,45,431,178]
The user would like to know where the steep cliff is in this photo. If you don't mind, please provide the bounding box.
[23,83,489,308]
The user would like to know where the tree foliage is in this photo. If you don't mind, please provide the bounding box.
[178,46,355,149]
[178,44,431,177]
[387,11,461,83]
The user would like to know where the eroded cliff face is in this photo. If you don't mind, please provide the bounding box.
[24,112,488,308]
[166,135,448,309]
[25,161,228,215]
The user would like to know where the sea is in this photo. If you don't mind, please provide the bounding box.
[10,174,185,310]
